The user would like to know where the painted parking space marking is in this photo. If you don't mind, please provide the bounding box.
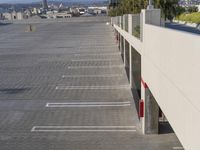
[172,147,184,150]
[68,65,124,69]
[71,59,119,62]
[55,85,130,90]
[31,126,136,132]
[46,101,131,107]
[61,74,123,78]
[74,52,121,56]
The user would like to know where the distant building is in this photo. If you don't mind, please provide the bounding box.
[0,13,3,20]
[70,8,80,17]
[88,7,107,15]
[79,8,85,15]
[46,11,72,19]
[55,12,72,18]
[32,8,38,15]
[3,12,28,20]
[93,9,102,15]
[197,4,200,11]
[42,0,48,10]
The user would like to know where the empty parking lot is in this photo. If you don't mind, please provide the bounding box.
[0,17,182,150]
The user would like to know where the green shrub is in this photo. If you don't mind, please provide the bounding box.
[178,12,200,24]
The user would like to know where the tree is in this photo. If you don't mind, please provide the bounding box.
[174,6,186,19]
[154,0,179,21]
[108,0,148,16]
[109,0,179,21]
[188,6,198,13]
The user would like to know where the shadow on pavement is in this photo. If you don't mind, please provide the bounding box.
[159,121,174,134]
[0,88,31,94]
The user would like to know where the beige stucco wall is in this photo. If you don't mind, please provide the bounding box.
[112,12,200,150]
[143,24,200,150]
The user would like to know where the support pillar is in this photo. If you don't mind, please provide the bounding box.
[118,32,121,51]
[128,14,132,35]
[119,16,122,28]
[123,38,126,67]
[129,45,132,87]
[141,79,159,134]
[120,35,123,55]
[128,14,133,87]
[140,9,161,134]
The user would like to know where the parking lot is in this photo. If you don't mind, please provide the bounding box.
[0,17,182,150]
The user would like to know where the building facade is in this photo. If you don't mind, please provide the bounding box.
[42,0,48,10]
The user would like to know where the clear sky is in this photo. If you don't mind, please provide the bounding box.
[0,0,104,3]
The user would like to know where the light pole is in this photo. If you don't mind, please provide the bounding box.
[149,0,152,5]
[147,0,154,10]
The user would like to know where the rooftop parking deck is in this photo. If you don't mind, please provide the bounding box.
[0,17,182,150]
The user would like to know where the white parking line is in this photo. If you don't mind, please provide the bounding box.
[62,74,123,78]
[45,104,130,107]
[31,126,136,132]
[79,45,117,48]
[71,59,119,62]
[55,85,130,90]
[31,129,137,132]
[74,52,120,56]
[32,126,136,128]
[46,101,131,107]
[46,101,130,105]
[172,147,184,150]
[68,65,124,69]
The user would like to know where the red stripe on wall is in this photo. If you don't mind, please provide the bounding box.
[139,100,144,117]
[141,78,148,89]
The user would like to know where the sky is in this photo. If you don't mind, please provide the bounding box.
[0,0,105,4]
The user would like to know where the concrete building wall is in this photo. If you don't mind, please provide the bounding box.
[43,0,48,9]
[0,13,3,19]
[143,23,200,150]
[112,9,200,150]
[16,12,25,20]
[3,13,12,20]
[3,12,26,20]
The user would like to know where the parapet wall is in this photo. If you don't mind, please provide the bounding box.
[112,9,200,150]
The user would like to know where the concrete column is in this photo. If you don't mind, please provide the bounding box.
[119,16,122,28]
[128,14,132,35]
[144,9,161,26]
[123,38,126,66]
[140,9,161,135]
[145,88,159,134]
[141,9,161,42]
[119,34,121,51]
[120,35,123,54]
[123,15,125,30]
[118,32,120,51]
[129,45,133,88]
[141,80,159,134]
[140,9,161,134]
